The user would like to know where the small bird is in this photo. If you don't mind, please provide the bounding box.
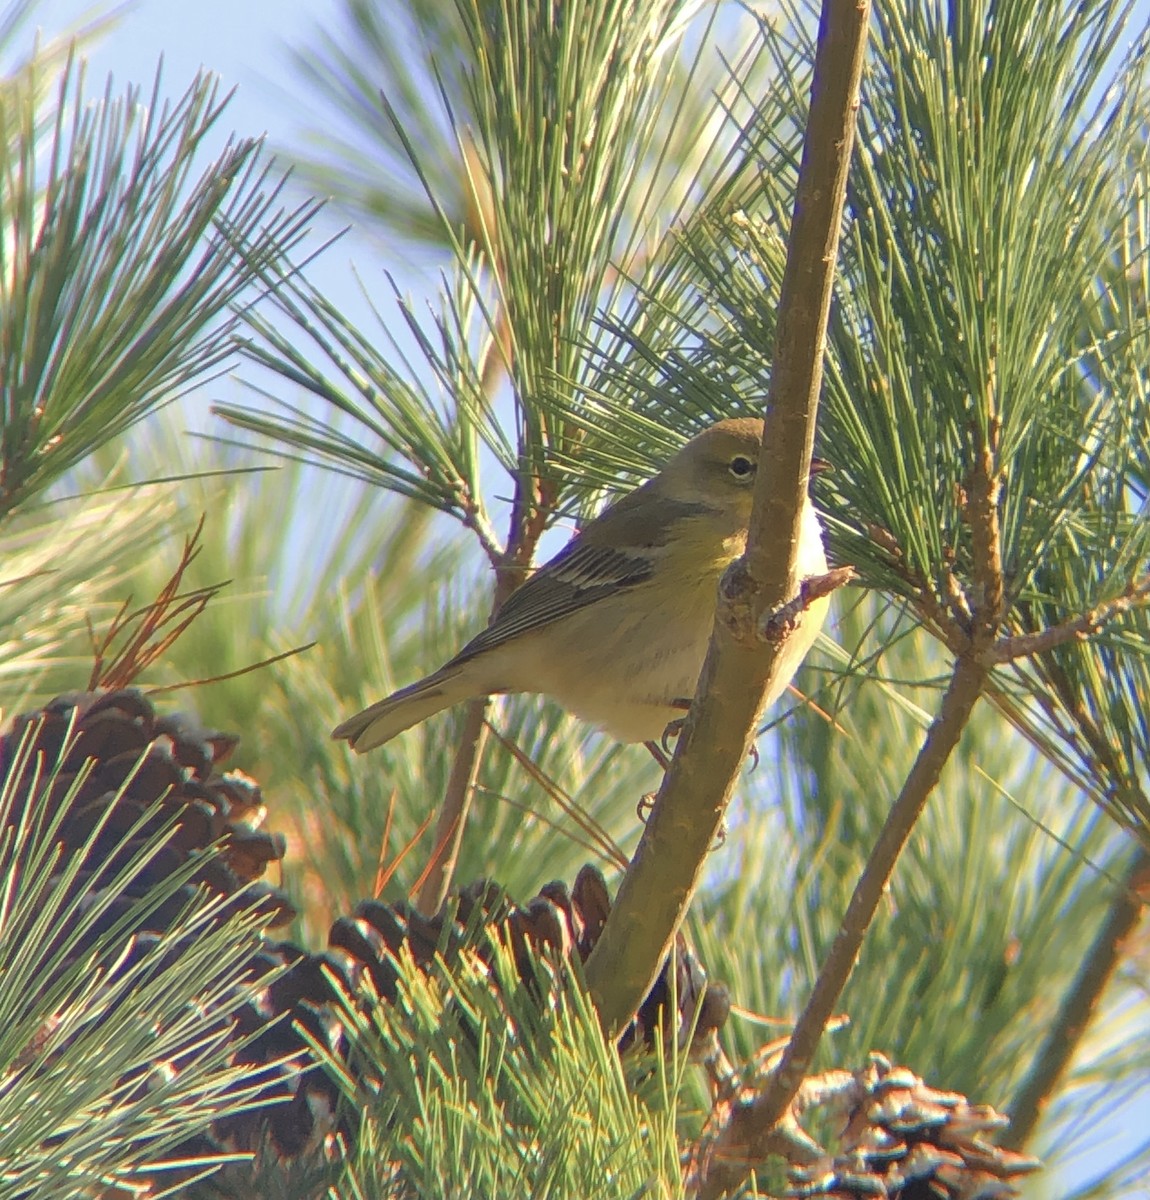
[333,417,828,753]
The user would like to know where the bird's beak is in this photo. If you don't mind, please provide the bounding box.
[810,457,832,476]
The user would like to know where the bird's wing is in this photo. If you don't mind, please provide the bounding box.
[447,493,712,666]
[447,537,655,666]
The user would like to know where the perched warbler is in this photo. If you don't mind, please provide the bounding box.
[333,417,828,752]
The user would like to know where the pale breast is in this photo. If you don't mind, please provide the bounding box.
[490,570,719,742]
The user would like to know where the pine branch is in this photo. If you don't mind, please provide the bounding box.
[695,652,988,1198]
[415,458,561,914]
[1003,847,1150,1150]
[991,576,1150,662]
[585,0,870,1038]
[414,697,490,913]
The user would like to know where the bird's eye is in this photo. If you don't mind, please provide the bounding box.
[728,455,756,479]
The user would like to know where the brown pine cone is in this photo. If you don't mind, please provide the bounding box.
[200,866,731,1163]
[2,687,295,948]
[786,1054,1042,1199]
[3,690,730,1180]
[1,688,308,1188]
[323,864,729,1062]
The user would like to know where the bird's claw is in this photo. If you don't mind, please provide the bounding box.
[661,716,687,756]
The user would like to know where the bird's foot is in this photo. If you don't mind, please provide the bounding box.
[661,713,689,757]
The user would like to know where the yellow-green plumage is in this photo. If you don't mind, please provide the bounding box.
[333,418,828,752]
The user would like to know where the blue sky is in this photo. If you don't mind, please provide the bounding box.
[27,0,404,431]
[32,0,326,137]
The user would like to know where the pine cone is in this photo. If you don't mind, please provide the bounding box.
[2,688,307,1189]
[204,865,731,1161]
[787,1054,1042,1199]
[2,687,295,952]
[323,864,728,1061]
[3,690,730,1179]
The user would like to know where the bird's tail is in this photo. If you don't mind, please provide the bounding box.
[332,668,465,752]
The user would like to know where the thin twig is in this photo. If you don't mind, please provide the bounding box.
[484,722,629,869]
[413,697,490,914]
[473,784,627,867]
[760,566,856,640]
[696,653,988,1199]
[992,573,1150,663]
[89,516,227,690]
[373,789,399,896]
[1003,847,1150,1150]
[381,806,438,898]
[413,472,559,915]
